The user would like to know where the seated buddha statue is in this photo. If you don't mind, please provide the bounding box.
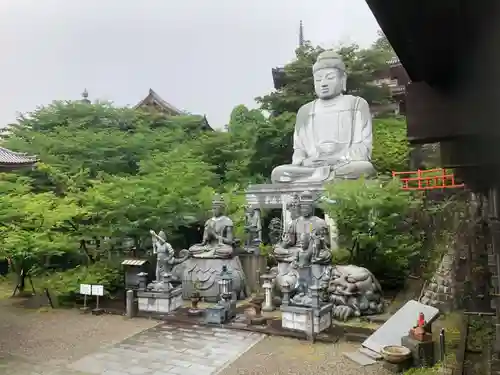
[273,191,332,265]
[188,194,235,259]
[271,50,376,184]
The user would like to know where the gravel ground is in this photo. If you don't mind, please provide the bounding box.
[0,297,390,375]
[218,336,391,375]
[0,299,157,374]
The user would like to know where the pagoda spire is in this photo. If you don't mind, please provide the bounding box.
[299,20,304,47]
[81,89,90,104]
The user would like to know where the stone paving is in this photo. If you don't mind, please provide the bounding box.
[68,324,264,375]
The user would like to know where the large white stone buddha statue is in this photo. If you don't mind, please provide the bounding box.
[271,50,376,184]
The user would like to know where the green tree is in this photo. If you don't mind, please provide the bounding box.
[321,178,423,289]
[0,173,84,292]
[372,117,410,174]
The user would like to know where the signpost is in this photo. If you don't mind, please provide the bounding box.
[79,283,104,315]
[91,284,104,315]
[79,284,91,312]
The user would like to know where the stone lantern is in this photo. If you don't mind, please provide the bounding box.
[205,265,236,324]
[281,281,291,306]
[218,265,233,301]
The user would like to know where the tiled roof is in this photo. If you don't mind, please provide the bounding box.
[121,259,148,266]
[387,57,401,65]
[0,147,37,165]
[134,88,183,115]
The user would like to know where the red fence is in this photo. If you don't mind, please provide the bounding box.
[392,168,465,190]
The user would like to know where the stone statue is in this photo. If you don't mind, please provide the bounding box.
[268,218,283,246]
[244,206,262,247]
[188,194,235,258]
[150,230,174,281]
[150,229,189,285]
[273,191,332,264]
[327,265,384,321]
[271,50,375,184]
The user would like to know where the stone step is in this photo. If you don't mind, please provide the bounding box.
[344,332,370,343]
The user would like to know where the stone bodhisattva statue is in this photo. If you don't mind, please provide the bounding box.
[271,50,375,184]
[149,229,189,287]
[244,206,262,248]
[273,191,332,265]
[150,230,174,281]
[188,194,235,259]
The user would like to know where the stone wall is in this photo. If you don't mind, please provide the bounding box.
[420,246,458,311]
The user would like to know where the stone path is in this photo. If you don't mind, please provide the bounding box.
[68,324,264,375]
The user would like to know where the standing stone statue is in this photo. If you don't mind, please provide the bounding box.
[150,230,174,281]
[244,206,262,248]
[188,194,235,258]
[268,218,283,246]
[271,50,375,184]
[273,191,332,264]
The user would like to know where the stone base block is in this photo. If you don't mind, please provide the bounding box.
[281,303,333,334]
[383,357,413,374]
[204,301,236,324]
[181,256,247,302]
[137,288,183,314]
[401,335,435,368]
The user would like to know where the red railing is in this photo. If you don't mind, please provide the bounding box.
[392,168,465,191]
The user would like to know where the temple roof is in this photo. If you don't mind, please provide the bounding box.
[134,89,183,115]
[0,147,37,167]
[134,89,213,131]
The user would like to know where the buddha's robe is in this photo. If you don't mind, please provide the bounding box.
[271,95,375,184]
[273,215,330,262]
[188,216,234,258]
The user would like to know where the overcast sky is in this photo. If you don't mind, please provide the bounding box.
[0,0,381,129]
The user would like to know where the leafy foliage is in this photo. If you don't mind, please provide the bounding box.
[372,117,410,174]
[321,179,423,289]
[39,261,124,305]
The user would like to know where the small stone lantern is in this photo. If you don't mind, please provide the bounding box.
[281,281,291,306]
[218,265,233,301]
[261,273,275,312]
[137,272,148,290]
[308,283,321,310]
[160,272,173,291]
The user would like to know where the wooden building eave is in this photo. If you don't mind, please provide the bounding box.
[0,147,37,170]
[365,0,499,91]
[135,89,183,116]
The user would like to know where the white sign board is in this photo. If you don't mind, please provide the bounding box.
[79,284,91,295]
[91,285,104,296]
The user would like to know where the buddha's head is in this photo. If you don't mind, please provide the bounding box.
[312,50,346,100]
[212,194,225,217]
[298,191,315,218]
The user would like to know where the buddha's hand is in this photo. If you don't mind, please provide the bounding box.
[303,158,326,167]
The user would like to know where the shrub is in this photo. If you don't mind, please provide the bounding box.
[40,261,124,305]
[321,178,423,290]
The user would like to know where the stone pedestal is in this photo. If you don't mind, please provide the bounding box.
[281,303,333,334]
[382,358,413,374]
[137,288,183,314]
[401,335,435,368]
[239,253,267,293]
[205,299,237,324]
[181,256,247,302]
